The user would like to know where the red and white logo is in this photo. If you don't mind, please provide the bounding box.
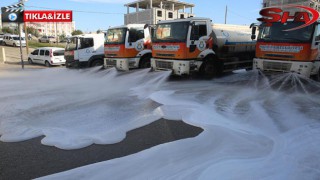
[24,10,72,22]
[257,5,320,31]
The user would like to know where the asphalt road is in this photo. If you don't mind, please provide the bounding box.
[0,119,203,180]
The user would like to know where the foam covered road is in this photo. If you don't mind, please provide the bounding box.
[0,67,320,179]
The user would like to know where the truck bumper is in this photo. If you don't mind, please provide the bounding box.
[104,58,139,71]
[151,58,200,76]
[253,58,315,77]
[65,60,88,68]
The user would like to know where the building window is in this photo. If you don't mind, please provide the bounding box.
[168,12,173,18]
[180,14,185,19]
[157,10,162,17]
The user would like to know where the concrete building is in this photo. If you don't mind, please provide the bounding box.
[27,22,76,37]
[1,21,76,37]
[124,0,195,25]
[262,0,320,11]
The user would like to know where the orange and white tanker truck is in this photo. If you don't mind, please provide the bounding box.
[252,21,320,80]
[104,24,152,70]
[150,17,256,77]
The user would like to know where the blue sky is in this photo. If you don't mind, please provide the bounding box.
[0,0,261,32]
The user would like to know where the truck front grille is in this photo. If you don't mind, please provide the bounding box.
[106,59,117,66]
[156,61,173,69]
[65,55,74,62]
[265,54,294,59]
[263,61,292,72]
[156,53,175,57]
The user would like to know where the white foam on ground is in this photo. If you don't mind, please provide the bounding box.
[1,68,320,179]
[0,68,170,149]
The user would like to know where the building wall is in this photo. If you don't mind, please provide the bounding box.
[262,0,320,14]
[263,0,320,9]
[124,8,194,25]
[27,22,76,37]
[125,9,153,24]
[1,21,75,36]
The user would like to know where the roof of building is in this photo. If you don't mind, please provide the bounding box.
[125,0,194,10]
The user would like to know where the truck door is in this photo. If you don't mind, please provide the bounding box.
[314,24,320,60]
[77,38,94,63]
[127,28,144,51]
[188,21,209,57]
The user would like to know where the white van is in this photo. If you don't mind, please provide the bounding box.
[3,34,26,47]
[28,47,66,67]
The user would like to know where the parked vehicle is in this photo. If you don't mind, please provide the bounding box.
[150,17,256,78]
[3,34,26,47]
[65,34,104,68]
[28,47,66,67]
[0,33,4,44]
[39,36,56,43]
[252,20,320,80]
[104,24,152,70]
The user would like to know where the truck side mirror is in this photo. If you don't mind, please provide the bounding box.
[251,26,257,40]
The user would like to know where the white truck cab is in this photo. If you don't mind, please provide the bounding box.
[65,34,105,68]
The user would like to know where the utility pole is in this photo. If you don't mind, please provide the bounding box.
[225,5,228,24]
[19,0,25,69]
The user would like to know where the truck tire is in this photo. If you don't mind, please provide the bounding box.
[313,68,320,82]
[91,59,103,67]
[139,55,151,68]
[199,56,221,79]
[200,61,215,79]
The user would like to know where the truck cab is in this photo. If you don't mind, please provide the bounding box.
[253,21,320,79]
[151,17,256,77]
[65,34,105,68]
[104,24,152,71]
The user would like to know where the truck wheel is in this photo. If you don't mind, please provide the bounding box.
[200,61,216,79]
[28,58,33,64]
[313,68,320,82]
[139,56,151,68]
[91,60,103,67]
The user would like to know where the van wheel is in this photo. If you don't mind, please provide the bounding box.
[45,61,51,67]
[91,60,103,67]
[13,43,16,47]
[28,58,33,64]
[139,55,151,68]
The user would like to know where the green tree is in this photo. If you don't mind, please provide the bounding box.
[26,26,40,38]
[1,27,18,34]
[71,30,83,36]
[96,29,102,34]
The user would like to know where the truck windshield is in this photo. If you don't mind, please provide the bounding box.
[66,37,78,51]
[258,22,314,43]
[152,22,189,43]
[105,28,127,44]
